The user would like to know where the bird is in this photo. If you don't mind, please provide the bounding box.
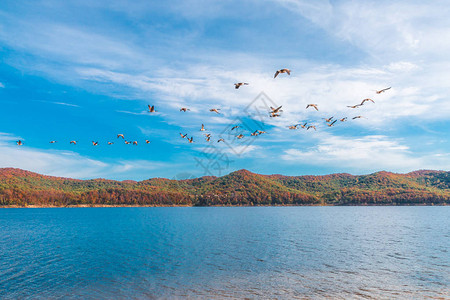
[237,134,244,139]
[307,125,316,131]
[274,68,291,78]
[133,141,138,145]
[117,134,125,139]
[306,104,319,111]
[206,136,211,142]
[270,105,283,113]
[324,116,334,123]
[92,141,98,146]
[204,133,211,138]
[347,104,362,109]
[288,124,299,130]
[148,105,156,113]
[217,138,225,143]
[352,116,365,119]
[49,141,57,144]
[200,124,206,131]
[360,98,375,105]
[270,113,281,118]
[180,107,190,112]
[187,137,194,143]
[375,87,391,94]
[145,140,151,144]
[16,140,23,146]
[250,131,259,136]
[327,120,337,127]
[108,142,114,145]
[125,141,131,144]
[340,117,347,122]
[234,83,249,89]
[231,125,240,130]
[210,108,220,114]
[70,141,77,145]
[257,130,266,134]
[300,122,308,129]
[180,133,188,138]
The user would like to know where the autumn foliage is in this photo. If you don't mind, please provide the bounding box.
[0,168,448,207]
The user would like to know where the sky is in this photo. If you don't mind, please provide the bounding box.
[0,0,449,180]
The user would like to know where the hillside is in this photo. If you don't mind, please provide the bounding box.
[0,168,448,207]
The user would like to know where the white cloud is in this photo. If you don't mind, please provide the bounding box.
[0,133,177,180]
[281,134,450,173]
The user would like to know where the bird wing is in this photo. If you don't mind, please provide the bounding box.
[274,71,280,78]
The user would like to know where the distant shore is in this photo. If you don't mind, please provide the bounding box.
[1,203,447,208]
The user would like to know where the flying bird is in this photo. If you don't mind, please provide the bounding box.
[375,87,391,94]
[270,113,281,118]
[108,142,114,145]
[352,116,365,119]
[92,141,98,146]
[125,141,131,144]
[117,134,125,139]
[210,108,221,114]
[361,98,375,105]
[70,141,77,145]
[231,125,240,131]
[188,137,194,143]
[180,107,190,112]
[306,104,319,111]
[250,131,259,136]
[237,134,244,139]
[288,124,299,130]
[49,141,57,144]
[327,120,337,127]
[257,130,266,134]
[145,140,151,144]
[270,105,283,113]
[307,125,316,131]
[133,141,138,145]
[217,138,225,143]
[347,104,362,109]
[234,83,249,89]
[200,124,206,131]
[148,105,156,113]
[324,116,334,123]
[180,133,188,138]
[16,140,23,146]
[300,123,308,129]
[274,68,291,78]
[340,117,347,122]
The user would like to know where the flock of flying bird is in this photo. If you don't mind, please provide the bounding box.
[15,68,391,147]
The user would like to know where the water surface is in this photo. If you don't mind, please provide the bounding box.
[0,207,449,298]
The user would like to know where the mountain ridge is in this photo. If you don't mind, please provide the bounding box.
[0,168,448,207]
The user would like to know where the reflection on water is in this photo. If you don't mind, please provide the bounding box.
[0,207,449,298]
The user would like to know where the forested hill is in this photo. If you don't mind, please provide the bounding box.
[0,168,449,207]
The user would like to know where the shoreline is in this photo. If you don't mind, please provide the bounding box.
[1,203,447,208]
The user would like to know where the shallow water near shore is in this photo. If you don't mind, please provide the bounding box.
[0,206,449,298]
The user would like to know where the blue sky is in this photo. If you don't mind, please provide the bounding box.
[0,0,449,180]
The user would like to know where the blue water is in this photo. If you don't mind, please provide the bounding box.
[0,207,449,299]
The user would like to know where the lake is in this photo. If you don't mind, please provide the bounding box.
[0,207,448,298]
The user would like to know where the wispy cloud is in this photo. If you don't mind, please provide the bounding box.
[0,133,180,180]
[281,134,450,173]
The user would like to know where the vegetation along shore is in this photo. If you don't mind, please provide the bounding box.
[0,168,448,207]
